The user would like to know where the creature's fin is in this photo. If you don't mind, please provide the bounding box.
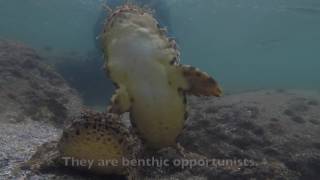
[107,86,132,114]
[175,143,208,160]
[102,3,113,14]
[19,141,60,172]
[175,64,222,97]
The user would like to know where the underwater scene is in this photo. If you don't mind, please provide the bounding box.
[0,0,319,179]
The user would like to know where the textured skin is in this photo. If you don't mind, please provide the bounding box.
[58,110,140,175]
[102,5,222,150]
[26,110,141,177]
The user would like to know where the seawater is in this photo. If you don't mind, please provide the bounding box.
[0,0,319,106]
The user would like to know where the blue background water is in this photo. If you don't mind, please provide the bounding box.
[0,0,319,106]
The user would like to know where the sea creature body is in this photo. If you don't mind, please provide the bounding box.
[102,4,222,149]
[25,110,141,177]
[24,3,222,178]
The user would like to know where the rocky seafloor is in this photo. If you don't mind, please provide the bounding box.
[0,40,320,180]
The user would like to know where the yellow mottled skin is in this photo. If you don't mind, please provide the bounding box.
[102,5,222,149]
[60,128,126,174]
[26,110,140,177]
[57,111,138,175]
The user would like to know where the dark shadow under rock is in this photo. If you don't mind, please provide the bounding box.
[309,119,320,125]
[290,116,306,124]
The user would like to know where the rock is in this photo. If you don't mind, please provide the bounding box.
[0,151,8,169]
[0,40,84,179]
[0,40,83,126]
[0,121,62,179]
[15,90,320,179]
[178,89,320,180]
[1,51,320,180]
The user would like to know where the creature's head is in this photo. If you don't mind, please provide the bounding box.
[104,5,157,34]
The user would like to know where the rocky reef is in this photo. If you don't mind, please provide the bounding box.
[0,40,82,179]
[0,40,82,126]
[180,90,320,179]
[0,40,320,179]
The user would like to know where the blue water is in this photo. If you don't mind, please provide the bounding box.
[0,0,319,105]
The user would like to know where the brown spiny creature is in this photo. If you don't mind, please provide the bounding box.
[24,109,142,178]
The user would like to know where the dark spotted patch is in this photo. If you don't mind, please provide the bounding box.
[105,67,111,77]
[294,134,300,138]
[253,127,265,136]
[177,87,183,94]
[308,100,319,106]
[113,98,119,105]
[290,101,310,113]
[91,130,98,135]
[283,109,295,117]
[275,89,286,93]
[182,69,189,76]
[309,119,320,125]
[130,118,138,129]
[246,106,260,119]
[107,114,113,119]
[205,106,219,114]
[238,120,258,130]
[183,95,187,104]
[188,66,196,71]
[270,118,280,122]
[313,142,320,150]
[168,38,175,42]
[170,57,177,65]
[197,120,210,127]
[207,77,217,84]
[63,132,69,139]
[184,111,189,119]
[111,127,120,134]
[268,123,285,135]
[291,116,305,124]
[263,147,280,156]
[109,20,115,28]
[113,82,120,89]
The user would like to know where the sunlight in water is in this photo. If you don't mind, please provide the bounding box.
[0,0,319,104]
